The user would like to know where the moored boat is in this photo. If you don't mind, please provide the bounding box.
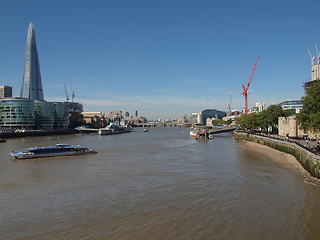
[10,144,97,159]
[98,128,113,135]
[0,138,6,143]
[190,128,198,138]
[98,122,132,135]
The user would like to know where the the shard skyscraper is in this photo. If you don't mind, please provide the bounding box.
[20,22,44,100]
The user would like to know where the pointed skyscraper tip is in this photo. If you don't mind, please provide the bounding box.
[20,22,44,100]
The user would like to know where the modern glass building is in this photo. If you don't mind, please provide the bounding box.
[0,23,75,130]
[0,86,12,98]
[278,100,302,113]
[201,109,226,125]
[20,22,44,100]
[0,98,35,129]
[0,99,70,129]
[54,102,70,128]
[34,101,55,129]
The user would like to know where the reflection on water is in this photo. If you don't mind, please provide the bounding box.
[1,127,320,239]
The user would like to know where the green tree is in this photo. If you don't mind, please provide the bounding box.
[258,110,269,131]
[237,105,287,132]
[284,109,296,117]
[236,112,259,129]
[212,120,224,126]
[296,80,320,132]
[225,119,232,126]
[265,105,285,127]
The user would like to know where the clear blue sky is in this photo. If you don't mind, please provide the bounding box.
[0,0,319,120]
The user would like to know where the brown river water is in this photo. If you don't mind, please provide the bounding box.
[1,127,320,239]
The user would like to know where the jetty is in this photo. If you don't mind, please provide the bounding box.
[207,127,236,135]
[76,126,99,133]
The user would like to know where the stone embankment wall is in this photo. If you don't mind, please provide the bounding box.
[1,129,77,138]
[233,132,320,179]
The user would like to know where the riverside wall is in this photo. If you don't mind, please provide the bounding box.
[233,131,320,179]
[0,129,78,138]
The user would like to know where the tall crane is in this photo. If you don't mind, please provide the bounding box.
[228,95,232,113]
[308,49,315,66]
[241,56,260,114]
[64,83,69,102]
[69,78,75,103]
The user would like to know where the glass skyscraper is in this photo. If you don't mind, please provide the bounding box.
[0,23,71,130]
[20,22,44,100]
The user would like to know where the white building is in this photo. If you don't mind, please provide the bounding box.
[248,102,265,114]
[197,112,202,125]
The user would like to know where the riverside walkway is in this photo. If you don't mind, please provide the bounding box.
[236,130,320,155]
[234,130,320,179]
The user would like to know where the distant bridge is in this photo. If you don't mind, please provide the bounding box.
[134,123,185,127]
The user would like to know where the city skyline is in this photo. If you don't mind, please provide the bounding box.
[1,1,320,119]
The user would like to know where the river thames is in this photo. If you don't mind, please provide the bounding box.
[1,127,320,239]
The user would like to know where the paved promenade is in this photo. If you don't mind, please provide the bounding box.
[236,130,320,155]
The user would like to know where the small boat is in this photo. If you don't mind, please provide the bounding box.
[10,144,97,159]
[143,129,148,132]
[0,138,6,143]
[190,128,198,138]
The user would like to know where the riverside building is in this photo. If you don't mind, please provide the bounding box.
[304,46,320,92]
[0,23,70,130]
[0,98,35,129]
[0,98,69,129]
[278,100,302,113]
[201,109,226,126]
[0,86,12,98]
[82,112,108,128]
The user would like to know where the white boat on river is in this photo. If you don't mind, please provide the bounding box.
[10,144,97,159]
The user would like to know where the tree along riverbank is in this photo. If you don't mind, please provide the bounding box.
[233,131,320,185]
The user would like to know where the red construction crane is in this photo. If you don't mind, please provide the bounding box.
[241,56,260,114]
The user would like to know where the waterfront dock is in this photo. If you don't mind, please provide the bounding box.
[207,127,236,135]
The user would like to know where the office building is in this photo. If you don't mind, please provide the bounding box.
[0,98,69,129]
[0,86,12,98]
[248,102,265,114]
[0,98,35,129]
[201,109,226,125]
[34,100,55,129]
[67,102,84,128]
[304,46,320,93]
[20,22,44,100]
[82,112,108,128]
[278,100,302,113]
[0,23,82,130]
[53,102,70,128]
[109,110,123,120]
